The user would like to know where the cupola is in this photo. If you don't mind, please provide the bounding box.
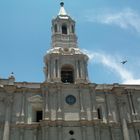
[44,2,89,84]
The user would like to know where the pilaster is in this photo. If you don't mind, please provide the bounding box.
[44,88,50,120]
[79,87,86,120]
[2,86,15,140]
[57,87,62,120]
[19,129,24,140]
[81,126,87,140]
[58,125,63,140]
[89,86,98,120]
[20,90,26,123]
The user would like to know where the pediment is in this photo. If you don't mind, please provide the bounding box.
[96,96,104,102]
[28,95,43,103]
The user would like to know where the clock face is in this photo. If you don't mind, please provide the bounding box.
[66,95,76,105]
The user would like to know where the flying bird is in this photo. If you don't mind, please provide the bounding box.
[121,60,127,64]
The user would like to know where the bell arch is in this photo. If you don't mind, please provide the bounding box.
[62,24,67,34]
[61,64,74,83]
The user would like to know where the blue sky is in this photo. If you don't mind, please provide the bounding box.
[0,0,140,84]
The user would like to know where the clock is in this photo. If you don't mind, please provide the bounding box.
[66,95,76,105]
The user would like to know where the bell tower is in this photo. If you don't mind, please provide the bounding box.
[44,2,89,84]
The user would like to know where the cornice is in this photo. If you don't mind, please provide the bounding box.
[0,85,41,94]
[0,121,138,129]
[14,123,39,129]
[4,85,17,93]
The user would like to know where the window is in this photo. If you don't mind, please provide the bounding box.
[97,108,102,119]
[69,130,74,135]
[36,111,43,122]
[66,95,76,105]
[62,25,67,34]
[61,66,74,83]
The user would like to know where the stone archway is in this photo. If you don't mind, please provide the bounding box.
[61,65,74,83]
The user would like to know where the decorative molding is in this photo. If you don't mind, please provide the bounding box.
[4,85,16,94]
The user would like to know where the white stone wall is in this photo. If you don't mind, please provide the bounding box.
[0,84,140,140]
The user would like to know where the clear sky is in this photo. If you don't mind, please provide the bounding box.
[0,0,140,84]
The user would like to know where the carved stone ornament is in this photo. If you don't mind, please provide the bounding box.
[28,95,43,109]
[28,95,43,103]
[4,85,16,93]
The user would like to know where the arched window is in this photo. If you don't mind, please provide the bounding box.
[54,24,57,32]
[61,65,74,83]
[62,24,67,34]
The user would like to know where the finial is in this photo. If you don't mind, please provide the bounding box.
[9,72,15,78]
[60,1,64,7]
[58,1,67,16]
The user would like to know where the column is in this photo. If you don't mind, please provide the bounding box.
[27,103,32,124]
[57,87,62,120]
[80,61,83,79]
[118,98,130,140]
[90,87,98,120]
[94,125,100,140]
[122,118,130,140]
[19,129,24,140]
[82,60,86,80]
[81,126,87,140]
[76,60,79,79]
[53,60,56,78]
[58,126,62,140]
[85,61,89,81]
[129,90,138,121]
[92,125,96,140]
[132,126,138,140]
[3,96,13,140]
[20,91,25,123]
[47,60,51,82]
[33,129,37,140]
[45,126,49,140]
[45,89,50,120]
[79,87,85,120]
[57,60,60,80]
[42,126,45,140]
[105,93,114,122]
[102,104,107,123]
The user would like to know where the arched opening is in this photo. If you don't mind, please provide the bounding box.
[62,24,67,34]
[97,107,102,119]
[61,65,74,83]
[54,24,57,32]
[36,110,43,122]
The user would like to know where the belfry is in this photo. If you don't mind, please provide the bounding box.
[0,2,140,140]
[44,2,89,84]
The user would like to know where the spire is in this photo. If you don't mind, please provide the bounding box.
[58,2,67,16]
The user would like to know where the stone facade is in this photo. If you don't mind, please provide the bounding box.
[0,2,140,140]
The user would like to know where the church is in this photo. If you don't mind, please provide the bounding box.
[0,2,140,140]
